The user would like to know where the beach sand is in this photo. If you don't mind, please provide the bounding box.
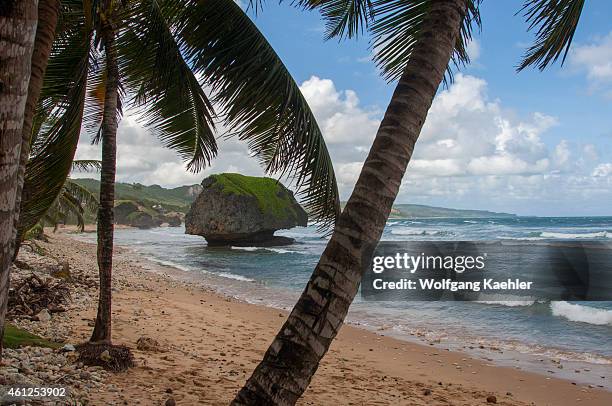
[15,230,611,405]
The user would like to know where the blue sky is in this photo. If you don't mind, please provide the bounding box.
[75,1,612,216]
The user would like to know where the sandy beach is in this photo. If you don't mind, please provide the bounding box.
[6,229,611,405]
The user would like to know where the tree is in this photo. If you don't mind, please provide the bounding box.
[0,0,38,358]
[12,0,340,368]
[233,0,585,404]
[11,0,61,260]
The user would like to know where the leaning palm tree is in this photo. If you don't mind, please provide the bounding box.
[11,0,61,267]
[233,0,585,404]
[10,0,340,366]
[0,0,38,358]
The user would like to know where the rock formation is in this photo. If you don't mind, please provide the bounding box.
[185,173,308,246]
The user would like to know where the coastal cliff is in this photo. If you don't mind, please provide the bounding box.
[185,173,307,246]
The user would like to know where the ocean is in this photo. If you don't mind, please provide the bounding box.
[76,216,612,386]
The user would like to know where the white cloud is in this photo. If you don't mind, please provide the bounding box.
[409,74,558,177]
[569,31,612,95]
[300,76,380,146]
[74,73,612,216]
[592,163,612,177]
[466,38,480,62]
[73,116,264,187]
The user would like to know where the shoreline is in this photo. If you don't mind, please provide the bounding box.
[11,230,612,405]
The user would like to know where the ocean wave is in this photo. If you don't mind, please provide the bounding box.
[540,231,609,239]
[550,301,612,326]
[146,257,192,272]
[477,300,536,307]
[390,228,454,237]
[497,236,545,241]
[230,246,298,254]
[230,246,260,252]
[216,272,255,282]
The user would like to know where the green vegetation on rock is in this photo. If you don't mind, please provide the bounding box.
[2,323,60,349]
[211,173,298,220]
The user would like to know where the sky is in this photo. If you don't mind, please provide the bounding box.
[74,1,612,216]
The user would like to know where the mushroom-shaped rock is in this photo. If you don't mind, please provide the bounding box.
[185,173,307,246]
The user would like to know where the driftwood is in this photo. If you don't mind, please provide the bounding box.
[8,273,71,319]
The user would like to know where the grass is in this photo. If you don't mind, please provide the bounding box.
[2,323,61,349]
[211,173,298,219]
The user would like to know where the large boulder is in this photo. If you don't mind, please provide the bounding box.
[185,173,308,246]
[127,211,162,229]
[159,211,183,227]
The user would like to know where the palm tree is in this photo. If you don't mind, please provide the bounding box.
[233,0,585,404]
[8,0,340,366]
[0,0,38,358]
[11,0,61,265]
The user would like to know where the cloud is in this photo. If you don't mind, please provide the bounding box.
[74,73,612,216]
[569,31,612,95]
[592,163,612,177]
[407,74,558,177]
[73,116,264,187]
[466,38,480,63]
[299,76,380,146]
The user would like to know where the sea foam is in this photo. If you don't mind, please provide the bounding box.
[550,301,612,326]
[540,231,609,239]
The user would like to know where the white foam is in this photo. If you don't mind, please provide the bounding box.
[497,236,545,241]
[266,248,297,254]
[540,231,609,239]
[230,246,297,254]
[550,301,612,326]
[148,257,192,272]
[230,246,260,252]
[477,300,536,307]
[390,228,452,236]
[217,272,255,282]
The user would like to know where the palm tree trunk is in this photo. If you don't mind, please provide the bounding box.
[90,23,119,344]
[11,0,61,261]
[232,1,467,404]
[0,0,38,359]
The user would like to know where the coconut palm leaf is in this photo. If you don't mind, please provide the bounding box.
[71,159,102,172]
[517,0,584,71]
[117,0,217,171]
[368,0,481,82]
[296,0,375,40]
[41,178,98,232]
[63,178,99,213]
[175,0,340,229]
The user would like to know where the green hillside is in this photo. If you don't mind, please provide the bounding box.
[390,204,515,219]
[74,178,515,220]
[73,178,201,213]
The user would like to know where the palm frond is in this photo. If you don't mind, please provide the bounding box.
[17,15,94,241]
[370,0,481,82]
[517,0,584,71]
[63,178,99,213]
[296,0,375,40]
[36,178,98,233]
[176,0,340,230]
[71,159,102,172]
[117,0,217,171]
